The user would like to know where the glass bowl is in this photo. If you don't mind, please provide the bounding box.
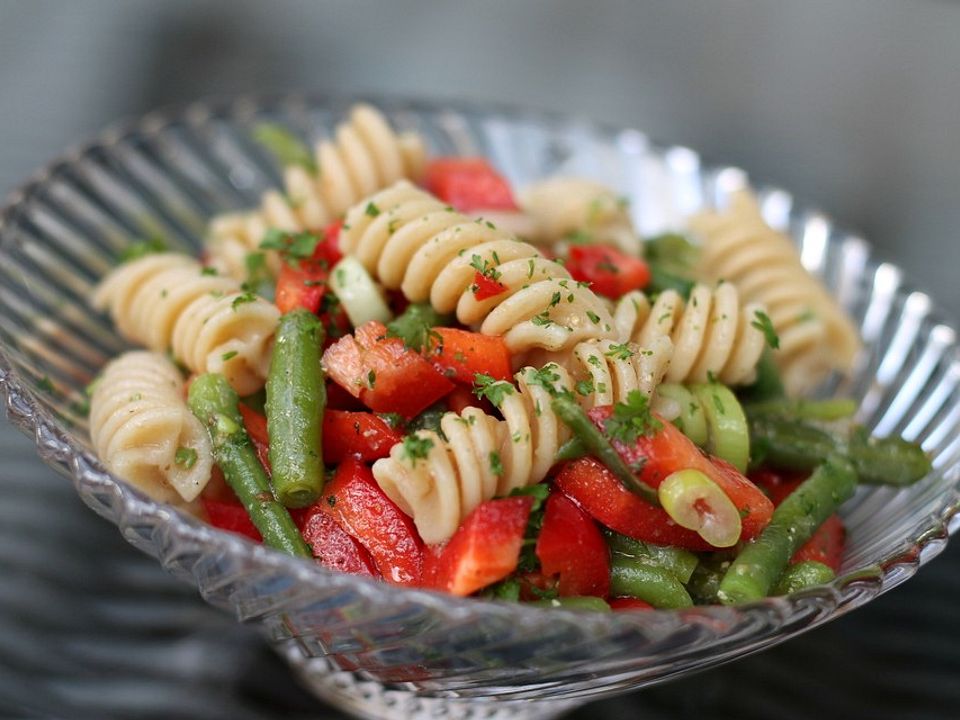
[1,96,958,720]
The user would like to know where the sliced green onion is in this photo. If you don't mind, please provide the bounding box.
[329,256,393,327]
[690,383,749,472]
[658,468,742,548]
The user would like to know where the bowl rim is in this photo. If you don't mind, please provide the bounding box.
[0,92,958,641]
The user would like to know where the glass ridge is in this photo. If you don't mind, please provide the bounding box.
[0,95,958,719]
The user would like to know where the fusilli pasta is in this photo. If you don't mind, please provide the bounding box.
[89,351,213,506]
[687,190,861,394]
[92,253,279,395]
[518,177,642,256]
[612,283,767,386]
[340,180,618,355]
[207,103,427,280]
[373,337,671,544]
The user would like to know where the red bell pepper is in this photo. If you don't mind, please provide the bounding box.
[323,321,454,417]
[565,245,650,299]
[322,410,404,463]
[422,495,533,596]
[321,457,423,585]
[556,457,714,551]
[312,220,344,266]
[423,158,518,212]
[535,493,610,597]
[294,503,380,577]
[592,408,774,543]
[472,271,508,301]
[275,260,328,314]
[430,328,513,384]
[238,404,271,473]
[608,597,653,611]
[202,497,263,543]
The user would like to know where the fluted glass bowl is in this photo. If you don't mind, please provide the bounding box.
[1,96,959,720]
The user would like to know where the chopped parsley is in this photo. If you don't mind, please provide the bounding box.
[364,201,381,217]
[242,251,272,294]
[367,369,377,389]
[200,266,219,276]
[469,254,502,283]
[473,373,515,407]
[530,311,553,327]
[377,412,406,431]
[260,228,321,261]
[510,483,551,573]
[231,292,257,310]
[385,303,444,353]
[400,434,434,464]
[174,446,198,470]
[524,365,566,397]
[604,343,634,361]
[575,378,595,396]
[221,350,239,362]
[489,451,504,478]
[563,229,593,245]
[603,390,662,444]
[751,310,780,350]
[35,375,55,394]
[252,123,317,174]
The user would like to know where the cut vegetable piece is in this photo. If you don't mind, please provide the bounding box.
[295,503,380,577]
[423,496,533,596]
[565,245,650,298]
[322,410,404,463]
[431,328,512,384]
[535,493,610,597]
[658,469,742,548]
[329,256,393,326]
[689,383,749,472]
[424,157,518,212]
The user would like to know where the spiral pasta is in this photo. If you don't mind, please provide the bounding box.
[340,180,618,356]
[207,103,427,280]
[373,336,672,544]
[92,253,279,395]
[687,190,861,395]
[612,283,767,386]
[518,177,642,256]
[89,351,213,505]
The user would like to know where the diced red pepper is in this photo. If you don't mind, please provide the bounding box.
[312,220,344,266]
[325,379,366,411]
[293,502,380,577]
[566,245,650,299]
[320,457,423,585]
[322,409,403,463]
[472,271,508,301]
[535,493,610,597]
[423,158,518,212]
[238,404,271,473]
[422,496,533,596]
[556,457,714,551]
[323,321,454,417]
[430,328,513,384]
[202,497,262,543]
[608,597,653,611]
[275,260,328,314]
[591,408,774,543]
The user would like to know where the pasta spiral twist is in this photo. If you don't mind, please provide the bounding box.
[372,337,671,544]
[89,351,213,506]
[340,180,618,355]
[612,283,767,386]
[92,253,279,395]
[207,103,427,280]
[687,190,861,395]
[518,177,642,256]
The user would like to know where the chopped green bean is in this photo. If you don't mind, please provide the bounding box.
[746,397,858,422]
[773,561,836,595]
[550,394,659,506]
[610,555,693,609]
[604,531,699,583]
[718,457,856,604]
[267,309,326,508]
[188,373,311,558]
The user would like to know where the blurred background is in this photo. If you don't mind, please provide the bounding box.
[0,0,957,718]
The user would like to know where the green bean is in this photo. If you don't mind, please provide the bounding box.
[685,556,732,605]
[750,416,931,486]
[555,437,589,462]
[266,309,327,508]
[188,374,311,558]
[609,555,693,609]
[773,561,836,595]
[604,531,699,583]
[746,397,858,422]
[718,457,856,604]
[526,596,611,612]
[550,395,659,506]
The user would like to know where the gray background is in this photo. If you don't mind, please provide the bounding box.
[0,1,958,718]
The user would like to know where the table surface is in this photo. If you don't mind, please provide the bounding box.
[2,1,960,717]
